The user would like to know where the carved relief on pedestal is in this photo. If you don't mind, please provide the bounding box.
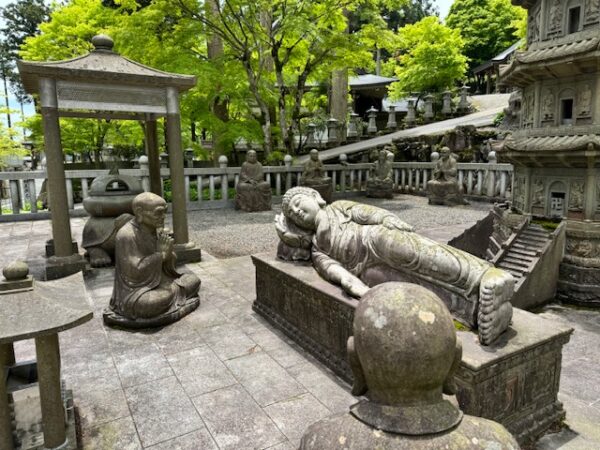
[528,7,541,43]
[596,180,600,211]
[522,91,534,127]
[542,89,555,121]
[577,83,592,118]
[548,0,563,33]
[513,176,526,211]
[585,0,600,24]
[569,181,585,211]
[532,178,545,206]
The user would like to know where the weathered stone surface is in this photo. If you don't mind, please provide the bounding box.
[252,253,573,445]
[366,148,394,198]
[275,188,514,345]
[299,282,519,450]
[300,149,333,203]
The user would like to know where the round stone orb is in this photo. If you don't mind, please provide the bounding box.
[92,34,114,51]
[3,261,29,281]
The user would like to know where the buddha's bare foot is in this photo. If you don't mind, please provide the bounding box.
[88,247,112,268]
[478,268,514,345]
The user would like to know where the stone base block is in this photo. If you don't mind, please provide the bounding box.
[174,242,202,265]
[103,296,200,329]
[45,239,79,258]
[301,183,333,204]
[366,187,393,199]
[6,362,77,450]
[252,252,573,446]
[44,254,86,281]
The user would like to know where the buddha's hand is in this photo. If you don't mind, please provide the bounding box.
[157,230,174,258]
[341,276,369,298]
[275,214,301,247]
[382,216,414,232]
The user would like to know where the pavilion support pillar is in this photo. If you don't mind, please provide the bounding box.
[39,78,85,280]
[584,151,597,220]
[165,87,201,264]
[145,117,162,196]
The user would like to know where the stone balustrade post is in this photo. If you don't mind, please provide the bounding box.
[138,155,150,192]
[185,148,195,168]
[284,154,293,191]
[305,123,316,148]
[218,155,228,201]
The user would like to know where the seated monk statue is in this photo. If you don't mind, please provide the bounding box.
[275,187,514,345]
[299,283,520,450]
[103,192,201,328]
[366,148,394,198]
[427,146,467,206]
[235,150,272,212]
[300,149,332,203]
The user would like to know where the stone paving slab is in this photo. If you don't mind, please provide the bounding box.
[0,197,599,449]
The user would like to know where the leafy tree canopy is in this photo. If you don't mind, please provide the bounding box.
[386,16,467,98]
[446,0,526,72]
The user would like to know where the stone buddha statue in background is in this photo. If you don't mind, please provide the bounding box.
[300,149,332,203]
[427,146,466,206]
[366,147,394,198]
[235,150,272,211]
[299,282,520,449]
[104,192,201,328]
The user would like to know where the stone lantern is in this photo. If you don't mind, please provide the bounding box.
[423,94,434,123]
[457,85,470,114]
[386,105,397,131]
[405,100,416,128]
[366,106,378,135]
[346,111,359,140]
[305,122,317,148]
[327,117,340,147]
[442,91,453,116]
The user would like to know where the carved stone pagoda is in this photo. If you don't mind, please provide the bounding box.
[499,0,600,306]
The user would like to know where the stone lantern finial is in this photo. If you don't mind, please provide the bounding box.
[91,34,115,52]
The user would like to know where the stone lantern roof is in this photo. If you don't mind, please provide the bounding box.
[18,35,196,95]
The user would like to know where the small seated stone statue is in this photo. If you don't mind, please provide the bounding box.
[103,192,201,328]
[235,150,272,212]
[299,282,520,450]
[366,148,394,198]
[427,146,467,206]
[300,149,332,203]
[275,187,514,345]
[82,170,144,267]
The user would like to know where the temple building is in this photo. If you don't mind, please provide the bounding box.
[499,0,600,305]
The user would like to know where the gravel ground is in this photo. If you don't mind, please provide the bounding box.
[183,194,492,259]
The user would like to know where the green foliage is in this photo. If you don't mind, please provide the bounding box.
[446,0,526,72]
[0,113,25,168]
[387,16,467,98]
[493,111,505,127]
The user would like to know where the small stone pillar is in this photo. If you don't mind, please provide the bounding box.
[138,155,150,192]
[423,94,434,123]
[488,151,497,165]
[218,155,228,200]
[347,112,359,140]
[386,105,397,131]
[458,85,470,114]
[405,100,416,128]
[367,106,378,135]
[284,154,293,191]
[442,91,453,116]
[327,118,339,147]
[305,123,316,148]
[185,148,195,168]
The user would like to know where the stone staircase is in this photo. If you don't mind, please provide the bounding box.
[494,223,553,294]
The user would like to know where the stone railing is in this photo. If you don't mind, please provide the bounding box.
[0,157,512,221]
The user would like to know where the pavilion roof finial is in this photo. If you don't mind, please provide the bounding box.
[91,34,115,53]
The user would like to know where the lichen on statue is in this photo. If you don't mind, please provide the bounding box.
[103,192,200,328]
[427,146,467,206]
[366,148,394,198]
[300,149,333,203]
[275,186,514,345]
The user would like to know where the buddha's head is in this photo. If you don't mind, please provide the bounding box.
[309,149,319,161]
[247,150,258,164]
[281,186,326,230]
[132,192,167,231]
[348,282,463,434]
[440,146,451,160]
[378,149,387,162]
